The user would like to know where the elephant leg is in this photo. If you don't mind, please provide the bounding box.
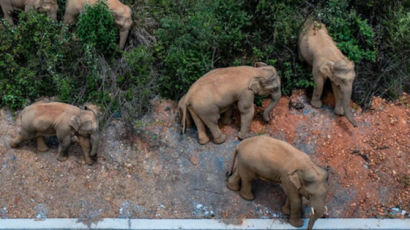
[1,6,14,25]
[56,134,71,162]
[188,107,210,144]
[237,99,254,140]
[78,136,92,165]
[331,82,344,115]
[36,136,49,152]
[282,197,290,215]
[221,107,233,125]
[200,112,226,144]
[288,193,303,227]
[239,171,255,201]
[226,167,240,191]
[311,72,324,108]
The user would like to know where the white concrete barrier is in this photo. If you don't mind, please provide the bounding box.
[0,218,408,230]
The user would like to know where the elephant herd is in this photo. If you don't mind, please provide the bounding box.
[6,13,360,230]
[0,0,132,49]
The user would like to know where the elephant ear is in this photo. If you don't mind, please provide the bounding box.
[248,76,265,93]
[319,61,334,78]
[83,103,100,117]
[288,170,302,190]
[69,115,81,132]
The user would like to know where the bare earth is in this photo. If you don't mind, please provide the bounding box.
[0,90,408,223]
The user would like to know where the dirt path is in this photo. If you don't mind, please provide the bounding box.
[0,91,408,221]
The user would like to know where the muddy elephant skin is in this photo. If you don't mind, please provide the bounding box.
[0,0,58,24]
[9,101,100,165]
[299,20,357,127]
[226,135,328,230]
[63,0,132,49]
[178,63,281,144]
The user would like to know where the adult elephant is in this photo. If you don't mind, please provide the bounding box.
[9,101,100,165]
[227,135,328,230]
[0,0,58,25]
[63,0,132,49]
[299,20,357,127]
[178,62,281,144]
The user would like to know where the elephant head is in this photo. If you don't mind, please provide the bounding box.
[249,63,281,122]
[69,103,100,157]
[320,58,357,127]
[288,166,328,230]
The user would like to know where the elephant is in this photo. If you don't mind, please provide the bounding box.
[226,135,328,230]
[298,20,357,127]
[63,0,132,49]
[9,101,100,165]
[0,0,58,25]
[178,62,281,144]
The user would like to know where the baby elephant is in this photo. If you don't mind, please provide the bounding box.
[179,62,281,144]
[9,101,100,165]
[226,135,328,230]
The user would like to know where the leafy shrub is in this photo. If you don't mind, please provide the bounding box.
[155,0,251,99]
[76,0,118,56]
[117,45,157,116]
[244,0,313,95]
[0,12,65,109]
[316,0,377,63]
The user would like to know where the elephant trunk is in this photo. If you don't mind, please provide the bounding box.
[90,132,99,157]
[343,89,357,127]
[118,28,130,50]
[307,203,325,230]
[263,90,281,122]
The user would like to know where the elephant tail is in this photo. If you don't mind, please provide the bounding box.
[226,148,239,178]
[178,96,188,134]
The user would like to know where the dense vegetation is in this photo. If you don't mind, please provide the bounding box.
[0,0,408,123]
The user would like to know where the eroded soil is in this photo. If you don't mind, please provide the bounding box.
[0,91,408,222]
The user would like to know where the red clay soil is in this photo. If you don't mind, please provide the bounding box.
[250,90,409,218]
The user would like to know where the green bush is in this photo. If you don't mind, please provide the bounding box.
[316,0,377,63]
[0,12,65,109]
[117,45,157,116]
[155,0,251,99]
[76,0,118,56]
[0,0,408,118]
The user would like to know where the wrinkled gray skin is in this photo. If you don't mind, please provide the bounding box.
[227,136,328,230]
[178,62,281,144]
[9,101,99,165]
[0,0,58,25]
[299,20,357,127]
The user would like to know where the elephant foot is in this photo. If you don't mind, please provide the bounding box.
[57,155,68,162]
[85,158,94,165]
[237,132,253,140]
[311,99,322,108]
[289,217,304,227]
[239,191,255,201]
[334,106,344,115]
[198,135,210,145]
[37,145,49,152]
[213,133,226,144]
[226,180,240,191]
[281,205,290,215]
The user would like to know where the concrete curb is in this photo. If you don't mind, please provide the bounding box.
[0,218,408,230]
